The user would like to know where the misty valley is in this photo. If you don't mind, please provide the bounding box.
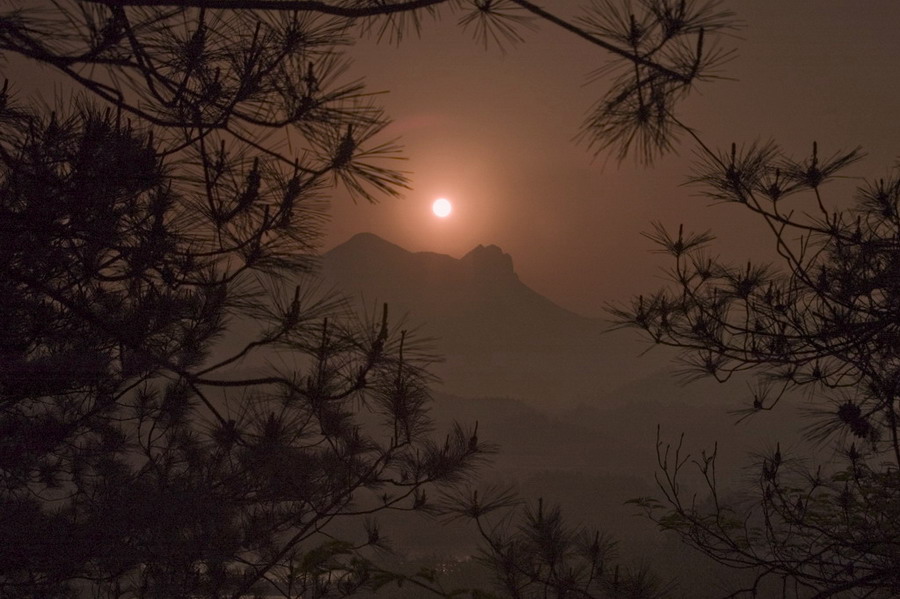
[310,233,816,596]
[4,1,898,597]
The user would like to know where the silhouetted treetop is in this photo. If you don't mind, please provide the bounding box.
[0,51,490,599]
[0,1,743,596]
[614,140,900,598]
[1,0,738,164]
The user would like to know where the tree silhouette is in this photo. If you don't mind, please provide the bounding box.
[0,96,492,596]
[0,1,739,597]
[0,0,737,165]
[612,138,900,597]
[440,489,675,599]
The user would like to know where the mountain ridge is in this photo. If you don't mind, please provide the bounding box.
[325,232,593,318]
[321,232,651,405]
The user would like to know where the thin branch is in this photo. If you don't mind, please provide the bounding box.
[85,0,447,17]
[509,0,692,83]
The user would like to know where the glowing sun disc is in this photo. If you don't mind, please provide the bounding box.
[432,198,452,218]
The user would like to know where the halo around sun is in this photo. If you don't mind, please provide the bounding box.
[432,198,452,218]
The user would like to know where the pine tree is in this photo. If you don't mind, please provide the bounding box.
[0,1,737,596]
[615,139,900,597]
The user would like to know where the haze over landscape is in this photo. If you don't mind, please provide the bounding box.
[325,1,900,317]
[322,231,649,402]
[5,0,900,597]
[318,231,810,579]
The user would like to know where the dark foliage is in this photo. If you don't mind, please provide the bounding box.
[0,0,737,165]
[440,489,675,598]
[613,140,900,598]
[0,1,739,596]
[0,94,490,596]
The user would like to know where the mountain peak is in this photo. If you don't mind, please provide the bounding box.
[339,232,407,253]
[461,243,516,282]
[325,232,411,265]
[320,233,634,403]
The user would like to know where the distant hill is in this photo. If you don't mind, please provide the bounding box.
[319,234,814,589]
[321,233,658,405]
[415,387,812,583]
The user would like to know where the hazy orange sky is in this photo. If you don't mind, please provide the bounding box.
[324,1,900,317]
[8,1,899,319]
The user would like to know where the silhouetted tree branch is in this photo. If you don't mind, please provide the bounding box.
[0,91,492,597]
[1,0,737,164]
[0,1,741,596]
[613,135,900,597]
[87,0,446,15]
[439,488,676,598]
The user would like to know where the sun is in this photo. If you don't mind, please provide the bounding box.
[432,198,452,218]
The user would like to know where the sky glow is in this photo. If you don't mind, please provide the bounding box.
[323,1,900,317]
